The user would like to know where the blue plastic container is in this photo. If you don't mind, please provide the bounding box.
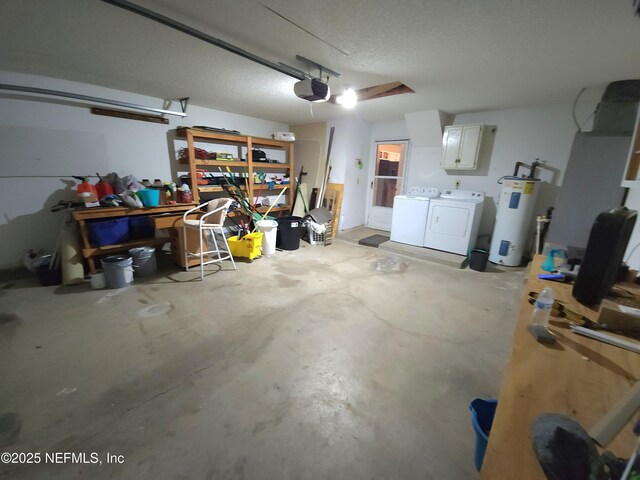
[87,217,130,247]
[129,216,155,239]
[137,188,160,207]
[469,398,498,472]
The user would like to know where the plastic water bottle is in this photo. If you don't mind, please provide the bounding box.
[530,287,554,326]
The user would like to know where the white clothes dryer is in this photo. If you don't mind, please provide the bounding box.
[423,190,485,255]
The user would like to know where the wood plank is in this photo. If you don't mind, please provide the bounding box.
[251,184,288,190]
[481,255,640,478]
[325,183,344,237]
[625,123,640,181]
[72,204,195,221]
[251,138,287,148]
[179,159,248,167]
[253,163,292,169]
[176,127,248,144]
[187,130,200,204]
[255,205,290,214]
[90,107,169,124]
[198,185,247,193]
[150,213,202,229]
[328,81,415,104]
[82,236,168,258]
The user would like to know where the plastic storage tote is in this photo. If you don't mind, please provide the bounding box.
[227,232,263,261]
[87,217,129,246]
[128,216,155,239]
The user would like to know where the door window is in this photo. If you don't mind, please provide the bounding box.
[372,143,406,207]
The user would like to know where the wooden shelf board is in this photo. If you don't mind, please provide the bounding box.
[198,185,247,193]
[176,128,291,150]
[251,184,288,190]
[82,237,168,258]
[251,138,288,148]
[179,158,248,167]
[176,128,248,144]
[197,160,247,167]
[252,163,292,169]
[256,205,290,213]
[228,206,290,217]
[72,204,195,221]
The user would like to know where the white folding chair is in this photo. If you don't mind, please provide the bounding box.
[182,197,236,279]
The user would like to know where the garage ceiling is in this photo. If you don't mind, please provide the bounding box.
[1,0,640,125]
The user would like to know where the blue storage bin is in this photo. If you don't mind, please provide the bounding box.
[469,398,498,472]
[128,216,155,239]
[87,217,130,247]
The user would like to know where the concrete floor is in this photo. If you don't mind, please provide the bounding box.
[339,226,468,268]
[0,240,525,479]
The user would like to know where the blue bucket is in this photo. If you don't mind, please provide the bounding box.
[469,398,498,471]
[137,188,160,207]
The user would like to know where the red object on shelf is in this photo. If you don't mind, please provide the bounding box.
[95,179,113,198]
[195,169,208,185]
[77,178,98,196]
[178,191,193,203]
[178,147,216,161]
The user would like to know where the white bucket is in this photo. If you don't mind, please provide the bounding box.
[257,220,278,255]
[102,255,134,289]
[90,270,106,289]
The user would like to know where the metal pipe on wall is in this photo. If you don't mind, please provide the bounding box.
[0,83,188,117]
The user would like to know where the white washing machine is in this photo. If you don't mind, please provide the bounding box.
[423,190,485,255]
[390,187,441,246]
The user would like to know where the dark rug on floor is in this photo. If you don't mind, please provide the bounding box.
[358,234,390,248]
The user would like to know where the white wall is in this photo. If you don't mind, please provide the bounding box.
[326,116,372,230]
[290,122,327,191]
[0,71,287,269]
[368,98,602,246]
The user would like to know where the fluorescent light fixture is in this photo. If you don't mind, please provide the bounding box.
[336,88,357,109]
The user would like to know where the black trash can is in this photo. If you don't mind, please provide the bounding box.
[276,216,303,250]
[469,249,489,272]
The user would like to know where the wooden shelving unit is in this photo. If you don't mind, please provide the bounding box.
[176,128,294,213]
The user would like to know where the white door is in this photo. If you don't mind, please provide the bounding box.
[367,141,408,230]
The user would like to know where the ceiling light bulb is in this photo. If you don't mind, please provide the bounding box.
[337,88,357,109]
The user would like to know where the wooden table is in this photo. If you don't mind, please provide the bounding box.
[72,204,195,272]
[481,255,640,478]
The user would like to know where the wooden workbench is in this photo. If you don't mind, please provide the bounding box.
[72,204,195,272]
[481,255,640,478]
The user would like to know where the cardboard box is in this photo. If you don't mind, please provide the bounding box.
[598,299,640,336]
